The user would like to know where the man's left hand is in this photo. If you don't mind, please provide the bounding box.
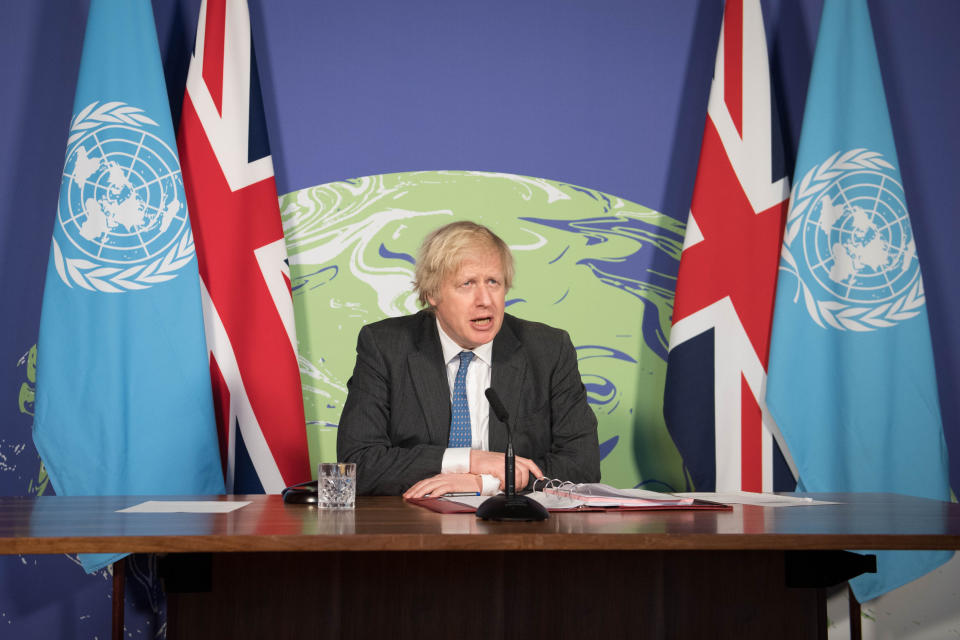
[403,473,483,499]
[469,449,543,491]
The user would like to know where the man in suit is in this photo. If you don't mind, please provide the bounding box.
[337,221,601,496]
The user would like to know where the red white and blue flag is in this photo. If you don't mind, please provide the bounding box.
[663,0,794,492]
[177,0,309,493]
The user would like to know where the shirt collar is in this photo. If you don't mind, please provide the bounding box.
[436,319,493,367]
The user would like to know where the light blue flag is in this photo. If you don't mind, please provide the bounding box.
[33,0,225,573]
[766,0,952,602]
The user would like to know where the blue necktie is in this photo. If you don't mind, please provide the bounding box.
[448,351,474,448]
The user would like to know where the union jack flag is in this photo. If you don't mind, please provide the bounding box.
[663,0,795,492]
[177,0,309,493]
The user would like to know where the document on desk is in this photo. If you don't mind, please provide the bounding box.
[117,500,251,513]
[673,492,838,507]
[429,487,731,512]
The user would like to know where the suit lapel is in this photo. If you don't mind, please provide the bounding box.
[409,314,451,445]
[490,319,526,453]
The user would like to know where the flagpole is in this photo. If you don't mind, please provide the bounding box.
[111,558,125,640]
[848,585,862,640]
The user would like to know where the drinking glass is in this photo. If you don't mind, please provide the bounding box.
[317,462,356,509]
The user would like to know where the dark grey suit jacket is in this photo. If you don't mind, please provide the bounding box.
[336,310,601,495]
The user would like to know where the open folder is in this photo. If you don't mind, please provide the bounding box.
[408,481,731,513]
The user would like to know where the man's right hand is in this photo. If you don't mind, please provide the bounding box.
[469,449,543,491]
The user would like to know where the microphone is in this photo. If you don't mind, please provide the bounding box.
[476,388,549,521]
[484,388,516,496]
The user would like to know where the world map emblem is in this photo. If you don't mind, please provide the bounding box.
[779,149,925,331]
[54,101,195,292]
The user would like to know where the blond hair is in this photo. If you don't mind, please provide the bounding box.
[413,221,514,309]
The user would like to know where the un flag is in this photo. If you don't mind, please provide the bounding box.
[33,0,225,574]
[766,0,952,602]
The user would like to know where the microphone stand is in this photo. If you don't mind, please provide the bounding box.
[476,389,549,521]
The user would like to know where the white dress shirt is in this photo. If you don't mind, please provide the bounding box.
[437,321,500,495]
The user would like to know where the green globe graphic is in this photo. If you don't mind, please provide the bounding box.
[281,170,687,490]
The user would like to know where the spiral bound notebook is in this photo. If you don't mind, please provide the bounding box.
[408,479,731,513]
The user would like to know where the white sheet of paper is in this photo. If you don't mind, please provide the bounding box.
[673,492,838,507]
[116,500,251,513]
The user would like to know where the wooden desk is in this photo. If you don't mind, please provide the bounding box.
[2,493,958,639]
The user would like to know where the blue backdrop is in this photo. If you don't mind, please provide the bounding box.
[1,1,957,636]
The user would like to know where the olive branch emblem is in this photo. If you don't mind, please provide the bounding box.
[54,101,195,293]
[53,230,196,293]
[67,101,158,145]
[779,149,924,332]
